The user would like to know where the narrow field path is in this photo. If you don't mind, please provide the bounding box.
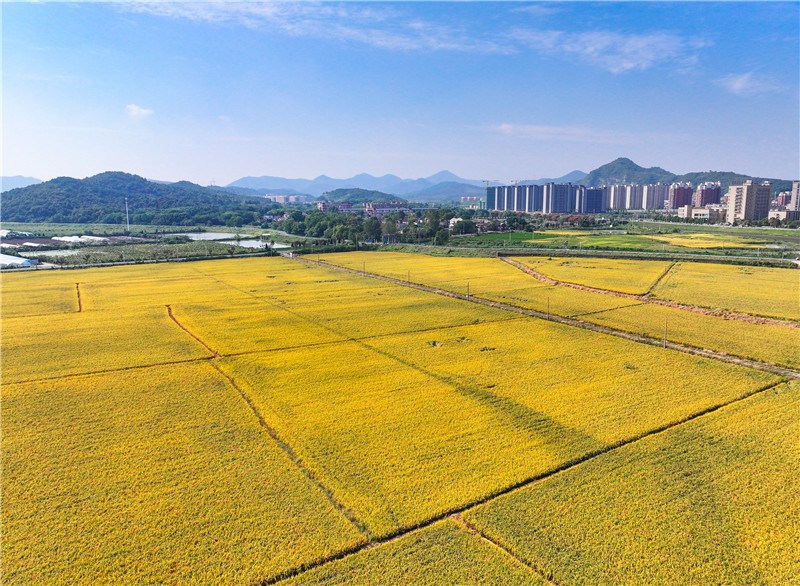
[644,261,677,295]
[262,377,786,584]
[501,257,799,328]
[75,283,82,312]
[165,305,220,357]
[291,255,800,380]
[453,513,560,586]
[208,362,372,540]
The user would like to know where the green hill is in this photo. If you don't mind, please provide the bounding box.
[1,172,272,225]
[320,188,405,204]
[579,157,793,194]
[578,158,674,186]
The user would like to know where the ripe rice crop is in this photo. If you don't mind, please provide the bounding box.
[321,251,637,316]
[283,519,545,585]
[214,343,573,539]
[1,270,82,316]
[1,307,209,383]
[465,382,799,585]
[367,319,779,446]
[652,262,800,321]
[1,363,365,584]
[512,256,673,295]
[582,302,800,369]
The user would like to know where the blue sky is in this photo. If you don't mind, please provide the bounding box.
[3,1,798,185]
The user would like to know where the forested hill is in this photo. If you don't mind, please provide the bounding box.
[1,172,273,225]
[320,188,406,204]
[578,157,792,194]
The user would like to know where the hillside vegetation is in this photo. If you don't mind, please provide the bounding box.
[1,172,272,225]
[578,157,792,193]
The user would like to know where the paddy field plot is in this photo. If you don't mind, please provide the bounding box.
[285,519,545,585]
[511,256,673,295]
[465,382,800,585]
[651,261,800,321]
[0,363,364,585]
[581,302,800,369]
[1,253,795,584]
[1,306,210,383]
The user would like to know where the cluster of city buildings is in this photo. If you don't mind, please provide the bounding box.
[486,180,800,224]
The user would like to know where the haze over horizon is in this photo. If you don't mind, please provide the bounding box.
[4,2,799,185]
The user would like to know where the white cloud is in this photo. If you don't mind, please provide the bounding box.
[125,2,512,54]
[124,3,707,70]
[716,72,780,97]
[515,29,708,74]
[125,104,154,118]
[493,123,636,144]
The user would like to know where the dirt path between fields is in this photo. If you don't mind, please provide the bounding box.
[501,258,800,329]
[165,305,220,357]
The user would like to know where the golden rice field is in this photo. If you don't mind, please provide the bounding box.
[1,253,796,584]
[284,519,545,585]
[651,261,800,321]
[512,256,673,294]
[465,382,800,585]
[1,364,364,584]
[324,251,799,368]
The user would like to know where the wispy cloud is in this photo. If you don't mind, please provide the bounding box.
[515,29,707,74]
[126,104,154,118]
[126,2,511,54]
[715,71,781,97]
[493,123,637,144]
[125,3,707,70]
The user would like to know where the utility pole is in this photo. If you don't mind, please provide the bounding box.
[125,196,130,231]
[663,317,668,348]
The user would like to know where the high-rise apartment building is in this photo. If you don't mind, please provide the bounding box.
[542,183,575,214]
[694,182,722,207]
[668,182,694,209]
[642,183,669,209]
[726,180,772,223]
[606,185,627,209]
[788,181,800,211]
[625,184,643,209]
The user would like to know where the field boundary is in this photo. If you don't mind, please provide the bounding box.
[207,362,371,540]
[644,261,677,295]
[453,513,560,586]
[165,305,220,357]
[75,282,82,312]
[501,257,799,328]
[262,378,787,584]
[292,255,800,380]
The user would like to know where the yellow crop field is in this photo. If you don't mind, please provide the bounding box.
[284,519,545,585]
[465,382,800,585]
[1,307,210,383]
[513,256,673,294]
[1,270,81,315]
[1,253,793,583]
[214,342,576,539]
[645,232,762,249]
[1,363,365,584]
[582,302,800,368]
[171,298,346,355]
[367,320,779,446]
[322,251,638,317]
[652,262,800,321]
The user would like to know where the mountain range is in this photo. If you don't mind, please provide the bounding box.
[226,169,585,199]
[1,176,42,192]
